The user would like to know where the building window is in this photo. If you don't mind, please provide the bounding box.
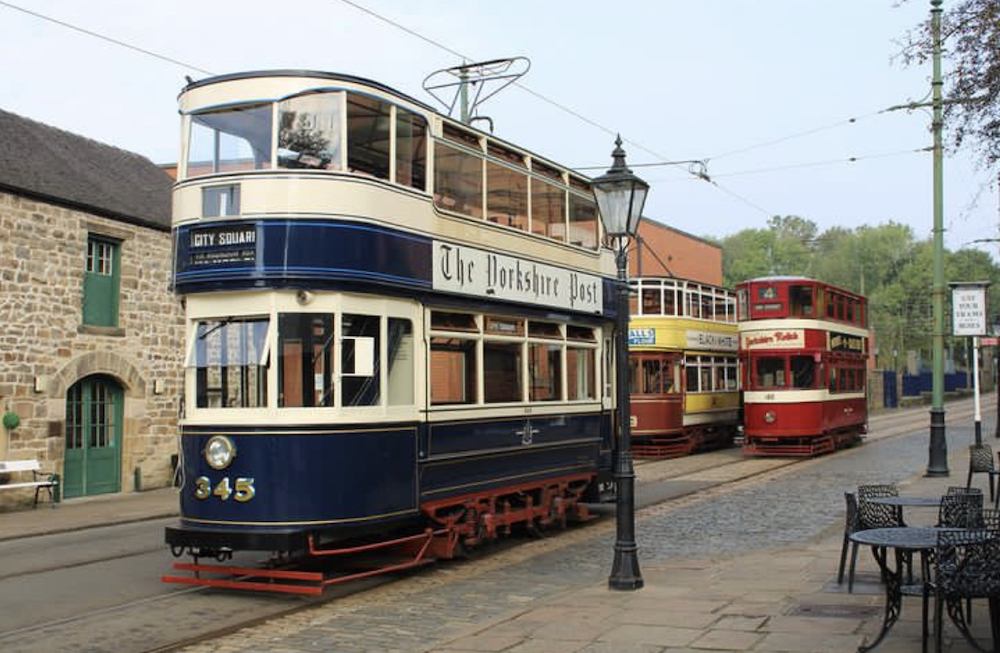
[83,235,121,327]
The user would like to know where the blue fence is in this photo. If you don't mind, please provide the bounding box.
[900,371,970,397]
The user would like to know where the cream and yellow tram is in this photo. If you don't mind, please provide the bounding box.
[627,277,740,458]
[162,71,624,593]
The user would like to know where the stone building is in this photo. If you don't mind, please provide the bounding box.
[0,109,180,506]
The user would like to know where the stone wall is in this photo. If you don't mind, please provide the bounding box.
[0,191,182,505]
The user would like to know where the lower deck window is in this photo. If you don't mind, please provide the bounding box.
[630,356,676,395]
[430,311,600,406]
[484,342,523,403]
[529,343,561,401]
[754,356,786,389]
[567,347,596,400]
[431,336,477,404]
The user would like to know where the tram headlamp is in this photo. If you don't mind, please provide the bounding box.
[204,435,236,470]
[764,410,777,424]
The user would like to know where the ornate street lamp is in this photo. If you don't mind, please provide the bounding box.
[592,135,649,591]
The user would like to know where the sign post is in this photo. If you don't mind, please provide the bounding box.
[951,282,990,445]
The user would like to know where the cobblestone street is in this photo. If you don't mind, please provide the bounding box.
[173,403,993,653]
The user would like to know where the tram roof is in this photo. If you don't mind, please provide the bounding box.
[181,70,436,113]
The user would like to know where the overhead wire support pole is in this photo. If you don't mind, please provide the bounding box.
[927,0,949,476]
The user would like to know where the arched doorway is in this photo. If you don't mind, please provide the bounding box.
[63,375,123,498]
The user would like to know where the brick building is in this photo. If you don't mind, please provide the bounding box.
[632,218,722,285]
[0,109,181,505]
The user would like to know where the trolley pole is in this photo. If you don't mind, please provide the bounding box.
[927,0,949,477]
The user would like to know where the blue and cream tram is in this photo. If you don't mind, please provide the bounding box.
[163,71,622,593]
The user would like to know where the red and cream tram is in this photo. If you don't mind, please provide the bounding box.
[737,277,869,456]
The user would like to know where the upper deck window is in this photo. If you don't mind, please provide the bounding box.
[396,109,427,190]
[789,284,814,317]
[347,94,392,179]
[188,104,273,176]
[435,140,483,218]
[531,174,566,241]
[568,191,598,249]
[487,159,528,230]
[278,93,342,170]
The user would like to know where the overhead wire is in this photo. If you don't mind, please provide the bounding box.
[0,0,976,224]
[0,0,215,76]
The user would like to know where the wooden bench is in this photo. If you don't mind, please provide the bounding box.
[0,460,59,507]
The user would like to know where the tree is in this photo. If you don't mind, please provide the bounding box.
[898,0,1000,168]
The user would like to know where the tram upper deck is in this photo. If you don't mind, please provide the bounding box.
[172,70,615,298]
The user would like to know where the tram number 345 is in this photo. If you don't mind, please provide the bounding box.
[194,476,256,502]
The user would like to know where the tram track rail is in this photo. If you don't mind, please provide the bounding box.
[0,398,984,653]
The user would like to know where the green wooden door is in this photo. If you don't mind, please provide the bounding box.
[64,376,122,498]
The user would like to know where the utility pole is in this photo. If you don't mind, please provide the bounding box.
[927,0,949,476]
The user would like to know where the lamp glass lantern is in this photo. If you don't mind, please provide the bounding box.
[591,135,648,591]
[592,137,649,241]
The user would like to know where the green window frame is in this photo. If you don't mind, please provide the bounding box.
[83,235,121,327]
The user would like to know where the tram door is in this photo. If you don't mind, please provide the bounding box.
[63,375,123,498]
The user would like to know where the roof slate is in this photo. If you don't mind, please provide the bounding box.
[0,108,172,230]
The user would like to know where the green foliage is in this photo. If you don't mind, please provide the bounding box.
[720,219,1000,369]
[898,0,1000,168]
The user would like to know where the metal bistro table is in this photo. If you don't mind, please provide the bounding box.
[850,526,946,653]
[867,495,943,524]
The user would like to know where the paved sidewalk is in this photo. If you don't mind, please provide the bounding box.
[0,482,178,542]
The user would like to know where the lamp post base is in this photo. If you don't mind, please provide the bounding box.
[926,408,949,477]
[609,544,644,591]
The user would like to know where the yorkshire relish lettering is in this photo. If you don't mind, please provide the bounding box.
[740,329,804,350]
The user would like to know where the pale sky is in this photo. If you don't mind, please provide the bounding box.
[2,0,997,259]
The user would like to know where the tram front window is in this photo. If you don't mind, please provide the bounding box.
[342,314,380,406]
[192,318,269,408]
[754,356,786,389]
[187,104,272,177]
[279,314,334,407]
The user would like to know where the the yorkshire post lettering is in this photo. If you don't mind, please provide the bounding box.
[433,241,602,313]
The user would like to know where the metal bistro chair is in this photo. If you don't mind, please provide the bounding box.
[932,526,1000,653]
[838,492,863,592]
[857,484,907,529]
[938,489,984,529]
[966,443,996,504]
[856,484,911,587]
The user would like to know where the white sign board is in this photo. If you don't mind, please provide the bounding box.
[433,241,603,314]
[687,330,738,352]
[952,285,987,336]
